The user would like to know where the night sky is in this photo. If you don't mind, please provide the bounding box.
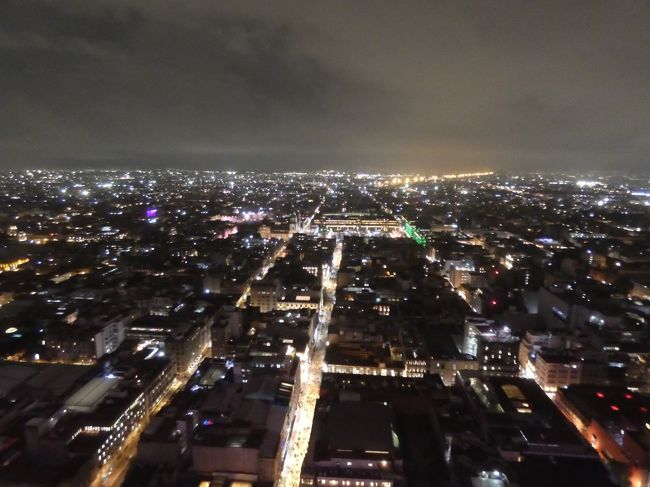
[1,1,649,172]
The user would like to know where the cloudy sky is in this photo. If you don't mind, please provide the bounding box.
[1,0,649,172]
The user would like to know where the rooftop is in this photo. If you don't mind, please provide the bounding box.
[64,376,120,412]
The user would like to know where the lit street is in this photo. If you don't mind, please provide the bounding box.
[277,238,341,487]
[89,374,190,487]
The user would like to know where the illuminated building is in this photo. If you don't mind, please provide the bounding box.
[534,352,582,392]
[250,282,278,312]
[556,385,650,487]
[462,318,519,377]
[300,401,402,487]
[0,257,29,272]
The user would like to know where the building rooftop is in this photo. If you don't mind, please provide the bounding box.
[64,376,120,412]
[560,384,650,448]
[458,373,590,453]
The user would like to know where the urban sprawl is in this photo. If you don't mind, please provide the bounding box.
[0,170,649,487]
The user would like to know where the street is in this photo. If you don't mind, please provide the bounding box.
[89,373,190,487]
[276,238,341,487]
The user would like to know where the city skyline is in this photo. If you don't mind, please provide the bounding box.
[0,170,649,486]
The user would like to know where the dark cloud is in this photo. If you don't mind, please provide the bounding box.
[0,0,143,49]
[0,0,649,172]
